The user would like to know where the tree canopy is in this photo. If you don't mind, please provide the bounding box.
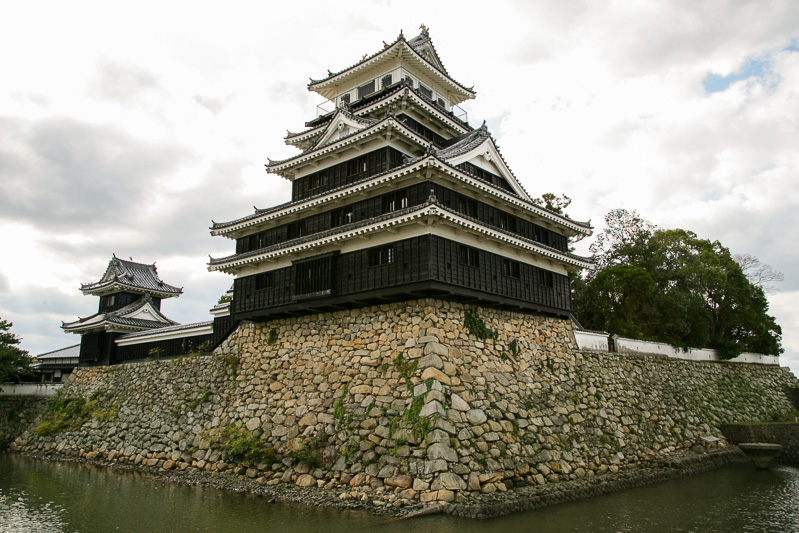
[0,318,35,383]
[573,209,782,359]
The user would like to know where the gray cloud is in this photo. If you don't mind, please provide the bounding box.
[0,116,189,229]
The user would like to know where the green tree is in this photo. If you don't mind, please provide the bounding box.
[0,318,35,382]
[531,193,572,215]
[574,211,782,359]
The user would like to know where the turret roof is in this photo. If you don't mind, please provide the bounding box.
[80,255,183,298]
[62,293,179,334]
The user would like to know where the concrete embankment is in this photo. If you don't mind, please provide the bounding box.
[4,299,797,515]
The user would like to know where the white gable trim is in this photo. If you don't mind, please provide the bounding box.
[444,138,531,201]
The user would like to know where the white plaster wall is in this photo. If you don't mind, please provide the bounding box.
[574,330,609,351]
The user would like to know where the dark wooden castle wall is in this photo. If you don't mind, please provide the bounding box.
[291,146,406,202]
[114,334,214,363]
[232,235,571,319]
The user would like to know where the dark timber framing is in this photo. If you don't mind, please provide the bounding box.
[233,235,571,321]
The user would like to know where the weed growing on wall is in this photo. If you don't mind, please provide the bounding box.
[286,434,330,467]
[33,390,118,437]
[209,425,276,464]
[464,308,498,345]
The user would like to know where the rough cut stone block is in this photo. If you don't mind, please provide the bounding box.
[466,409,487,425]
[419,400,445,418]
[418,352,443,370]
[451,393,470,412]
[420,367,451,386]
[385,475,413,488]
[432,472,466,491]
[427,442,458,462]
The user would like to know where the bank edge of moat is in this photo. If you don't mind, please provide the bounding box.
[3,299,797,518]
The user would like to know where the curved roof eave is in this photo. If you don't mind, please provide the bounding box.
[212,155,591,237]
[308,37,475,105]
[265,116,433,177]
[208,202,591,273]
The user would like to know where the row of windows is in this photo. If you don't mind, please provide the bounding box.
[395,114,447,148]
[457,161,515,194]
[337,72,449,110]
[240,181,568,256]
[293,147,405,201]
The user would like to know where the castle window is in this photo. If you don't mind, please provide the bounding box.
[538,270,554,288]
[418,83,433,100]
[383,190,408,213]
[358,80,376,100]
[458,196,478,218]
[500,213,517,233]
[381,74,392,89]
[340,93,351,105]
[287,221,306,240]
[503,259,521,278]
[459,246,480,268]
[534,226,551,246]
[294,255,333,296]
[331,206,354,227]
[255,272,272,291]
[369,245,395,266]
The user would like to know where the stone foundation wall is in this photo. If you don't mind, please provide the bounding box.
[9,299,798,505]
[0,396,47,448]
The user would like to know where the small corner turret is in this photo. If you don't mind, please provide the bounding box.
[63,256,182,365]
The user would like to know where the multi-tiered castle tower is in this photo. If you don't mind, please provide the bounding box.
[209,28,591,322]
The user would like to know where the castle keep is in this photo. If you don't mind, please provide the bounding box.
[208,27,592,322]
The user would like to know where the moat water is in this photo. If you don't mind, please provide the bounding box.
[2,452,798,532]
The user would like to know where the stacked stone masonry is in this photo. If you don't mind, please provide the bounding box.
[10,299,798,506]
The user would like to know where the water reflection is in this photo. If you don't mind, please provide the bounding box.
[1,453,798,532]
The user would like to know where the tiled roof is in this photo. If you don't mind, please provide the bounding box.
[62,294,179,332]
[406,27,449,75]
[435,124,492,159]
[301,104,379,153]
[308,30,475,101]
[209,197,592,270]
[119,320,213,340]
[212,152,591,234]
[80,255,183,297]
[37,344,80,360]
[266,115,430,171]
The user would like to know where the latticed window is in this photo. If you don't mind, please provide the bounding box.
[331,206,354,227]
[538,270,554,287]
[503,259,521,278]
[294,255,333,296]
[458,196,478,218]
[382,191,408,213]
[255,272,272,290]
[459,246,480,268]
[358,80,376,100]
[369,245,395,266]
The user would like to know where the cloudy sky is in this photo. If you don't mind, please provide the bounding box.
[2,1,798,373]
